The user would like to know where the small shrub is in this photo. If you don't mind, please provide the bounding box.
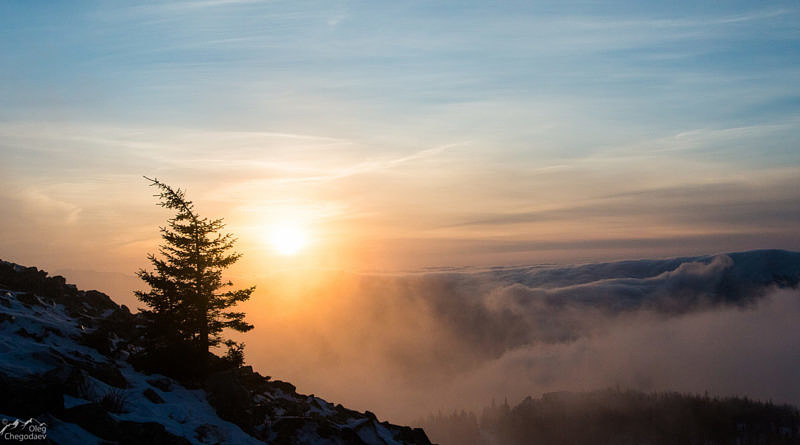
[223,340,245,368]
[75,374,95,401]
[99,388,129,413]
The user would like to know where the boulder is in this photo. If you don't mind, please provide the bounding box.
[143,388,165,404]
[117,420,192,445]
[204,370,254,424]
[87,363,129,389]
[271,417,309,444]
[82,290,118,313]
[16,292,41,307]
[195,423,226,444]
[268,379,297,395]
[394,426,433,444]
[146,377,173,392]
[58,403,117,440]
[0,374,64,417]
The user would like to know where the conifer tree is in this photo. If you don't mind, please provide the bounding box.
[136,177,254,372]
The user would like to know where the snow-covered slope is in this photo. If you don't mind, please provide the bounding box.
[0,261,432,445]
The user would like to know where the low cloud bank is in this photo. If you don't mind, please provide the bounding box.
[242,250,800,423]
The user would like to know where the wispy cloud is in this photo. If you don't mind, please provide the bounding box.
[125,0,262,14]
[22,188,83,225]
[563,8,792,30]
[276,142,468,183]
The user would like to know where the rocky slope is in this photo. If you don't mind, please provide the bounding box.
[0,260,432,445]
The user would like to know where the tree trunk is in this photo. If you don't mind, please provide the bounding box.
[193,226,209,372]
[200,303,209,371]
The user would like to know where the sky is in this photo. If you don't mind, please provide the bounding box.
[1,0,800,279]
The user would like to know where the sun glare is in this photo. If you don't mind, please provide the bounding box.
[269,224,309,255]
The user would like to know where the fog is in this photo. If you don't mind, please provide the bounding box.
[234,251,800,424]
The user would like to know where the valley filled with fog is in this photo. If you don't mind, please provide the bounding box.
[230,250,800,423]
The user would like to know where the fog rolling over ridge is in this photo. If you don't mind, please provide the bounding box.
[238,249,800,423]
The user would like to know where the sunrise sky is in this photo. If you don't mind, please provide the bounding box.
[2,1,799,280]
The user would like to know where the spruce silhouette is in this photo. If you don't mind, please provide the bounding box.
[136,177,254,375]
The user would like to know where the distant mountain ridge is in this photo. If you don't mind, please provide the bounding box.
[465,249,800,290]
[0,259,432,445]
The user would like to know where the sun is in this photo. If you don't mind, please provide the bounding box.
[269,224,309,256]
